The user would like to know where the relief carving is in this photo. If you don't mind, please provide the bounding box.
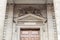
[18,6,43,17]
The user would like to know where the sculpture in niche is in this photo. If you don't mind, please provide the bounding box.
[18,6,43,17]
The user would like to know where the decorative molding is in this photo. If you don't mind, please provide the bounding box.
[14,14,46,23]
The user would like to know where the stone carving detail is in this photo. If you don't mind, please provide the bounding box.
[14,5,47,19]
[18,6,43,17]
[52,12,58,40]
[51,5,58,40]
[3,8,9,40]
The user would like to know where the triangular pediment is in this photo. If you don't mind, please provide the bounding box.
[17,14,46,21]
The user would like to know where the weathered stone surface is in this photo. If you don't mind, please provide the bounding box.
[3,4,57,40]
[5,4,14,40]
[0,0,7,40]
[54,0,60,40]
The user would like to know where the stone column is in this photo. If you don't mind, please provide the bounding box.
[44,23,48,40]
[47,4,54,40]
[54,0,60,40]
[0,0,7,40]
[12,23,16,40]
[5,4,14,40]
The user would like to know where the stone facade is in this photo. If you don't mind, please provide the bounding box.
[0,0,60,40]
[2,4,57,40]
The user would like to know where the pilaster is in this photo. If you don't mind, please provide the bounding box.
[5,4,14,40]
[0,0,7,40]
[54,0,60,40]
[47,4,54,40]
